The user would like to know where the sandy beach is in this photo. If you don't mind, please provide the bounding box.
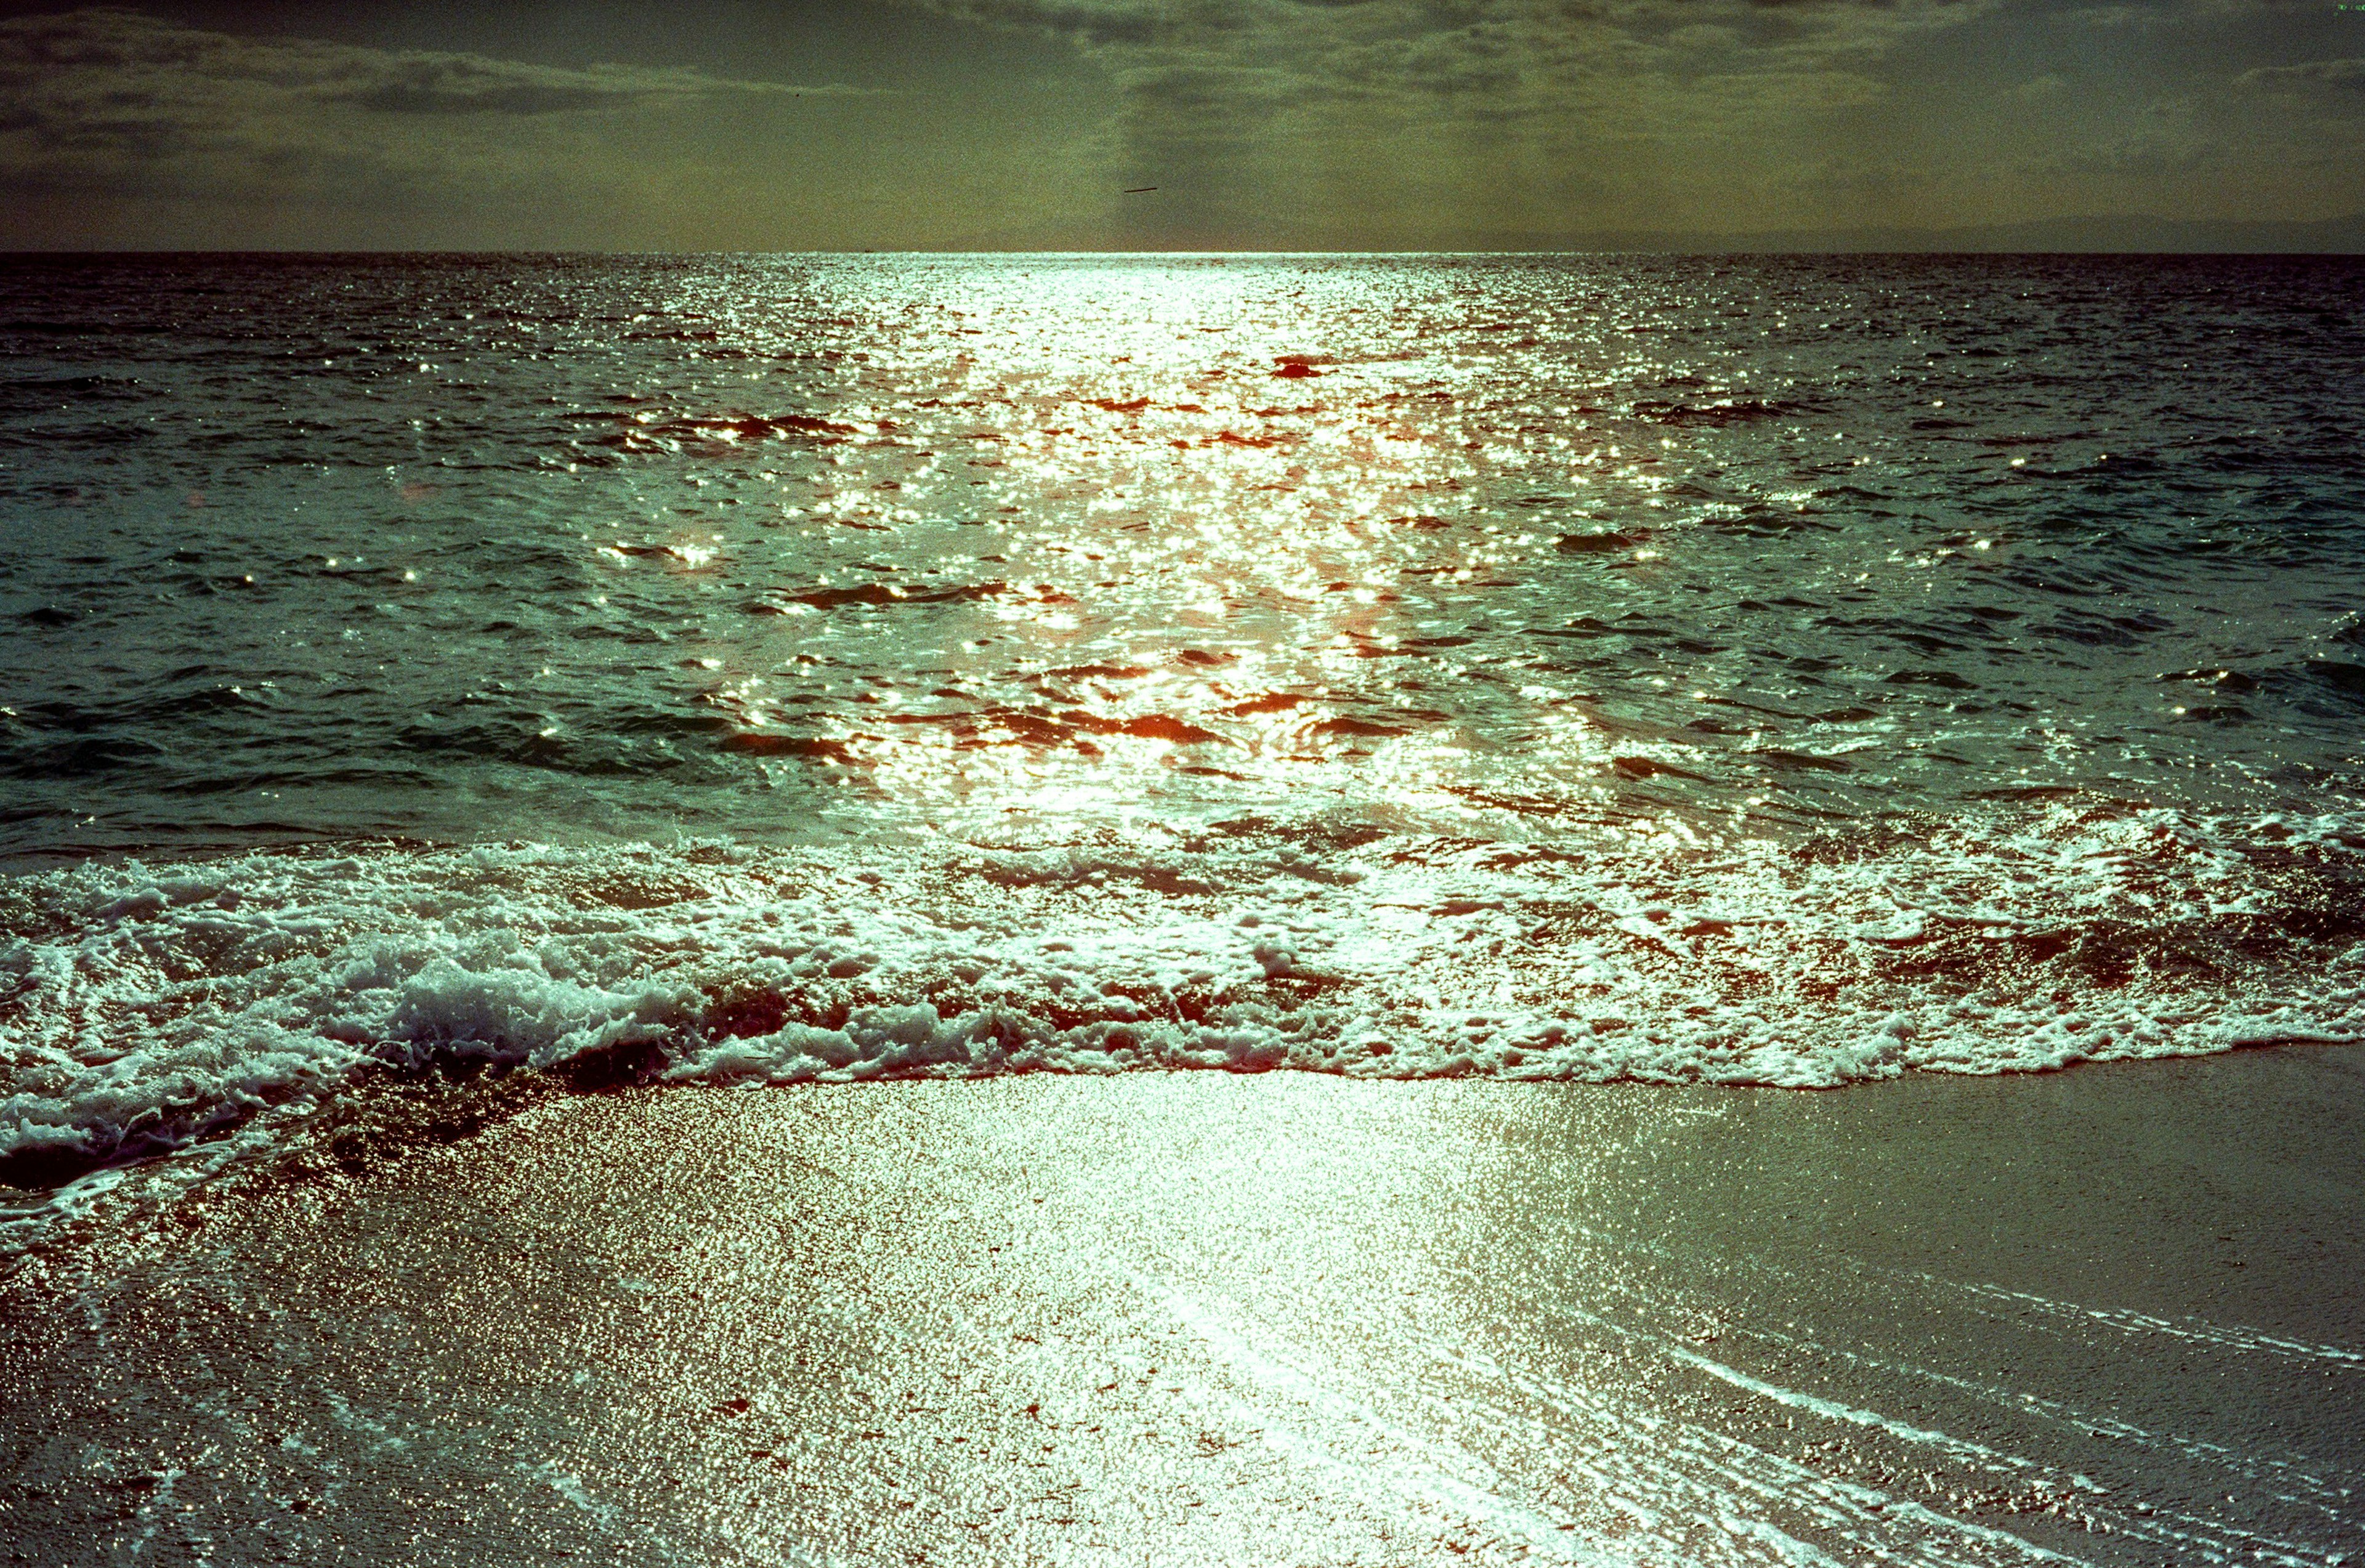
[3,1046,2360,1566]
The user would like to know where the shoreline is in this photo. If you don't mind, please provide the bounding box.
[3,1045,2361,1564]
[4,1023,2355,1202]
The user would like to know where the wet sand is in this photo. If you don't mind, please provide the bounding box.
[3,1047,2362,1566]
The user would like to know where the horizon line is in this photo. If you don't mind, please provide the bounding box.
[5,244,2363,260]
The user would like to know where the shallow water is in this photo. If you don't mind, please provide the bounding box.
[2,253,2363,1175]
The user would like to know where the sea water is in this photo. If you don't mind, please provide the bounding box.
[3,253,2361,1180]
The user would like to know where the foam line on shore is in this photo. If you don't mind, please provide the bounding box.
[3,807,2361,1177]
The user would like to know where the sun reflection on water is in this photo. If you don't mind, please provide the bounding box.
[649,261,1670,833]
[467,250,2330,855]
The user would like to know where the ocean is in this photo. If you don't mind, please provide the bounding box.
[4,251,2363,1193]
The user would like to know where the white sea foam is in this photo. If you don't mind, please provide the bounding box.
[2,804,2361,1173]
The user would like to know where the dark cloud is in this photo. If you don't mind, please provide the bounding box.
[0,1,862,195]
[0,6,881,240]
[0,7,852,119]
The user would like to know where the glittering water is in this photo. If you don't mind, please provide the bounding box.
[2,254,2363,1171]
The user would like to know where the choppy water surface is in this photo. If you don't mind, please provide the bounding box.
[2,254,2363,1171]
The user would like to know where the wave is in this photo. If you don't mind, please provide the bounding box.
[3,806,2361,1186]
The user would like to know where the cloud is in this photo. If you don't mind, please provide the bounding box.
[3,0,2352,248]
[897,0,1999,235]
[0,7,854,182]
[315,59,828,118]
[0,7,852,121]
[0,7,876,241]
[906,0,1997,110]
[2236,58,2365,92]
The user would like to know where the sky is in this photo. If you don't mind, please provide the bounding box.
[0,0,2358,249]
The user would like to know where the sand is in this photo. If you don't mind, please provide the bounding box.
[2,1046,2361,1566]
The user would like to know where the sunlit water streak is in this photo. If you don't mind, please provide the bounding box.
[1,253,2362,1172]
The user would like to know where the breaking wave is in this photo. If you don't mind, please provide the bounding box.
[5,803,2361,1181]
